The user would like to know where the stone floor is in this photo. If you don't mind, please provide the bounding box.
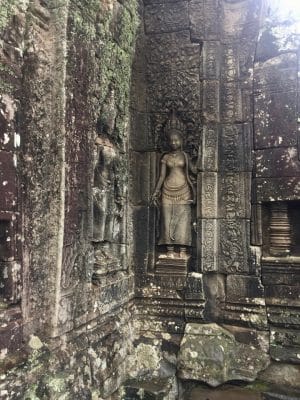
[123,382,300,400]
[189,385,262,400]
[187,384,300,400]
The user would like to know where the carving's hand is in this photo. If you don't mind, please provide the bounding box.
[115,196,124,206]
[151,190,160,207]
[95,137,103,146]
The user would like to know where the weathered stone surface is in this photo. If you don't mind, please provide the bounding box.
[125,324,182,400]
[262,261,300,286]
[259,362,300,390]
[146,31,201,74]
[131,152,156,205]
[123,378,179,400]
[201,124,219,172]
[265,285,300,307]
[132,205,156,273]
[0,0,141,397]
[270,329,300,364]
[147,69,201,113]
[200,218,218,272]
[0,151,16,212]
[219,219,250,274]
[254,91,297,149]
[226,275,265,306]
[255,177,300,202]
[130,113,152,151]
[2,0,300,398]
[0,315,22,357]
[201,41,221,79]
[221,43,239,82]
[218,172,251,219]
[267,306,300,330]
[199,172,218,219]
[223,325,269,353]
[223,303,268,330]
[203,80,220,122]
[254,53,297,93]
[188,385,263,400]
[144,2,189,34]
[255,147,300,178]
[190,0,220,41]
[203,274,226,320]
[127,342,176,382]
[178,323,270,387]
[0,215,16,262]
[0,261,21,304]
[185,273,205,301]
[219,124,252,172]
[220,82,243,122]
[220,0,262,41]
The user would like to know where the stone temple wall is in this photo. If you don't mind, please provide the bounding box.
[0,0,300,399]
[0,0,139,398]
[129,0,300,398]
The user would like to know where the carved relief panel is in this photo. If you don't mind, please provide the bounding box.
[133,22,203,277]
[93,137,121,262]
[151,111,200,274]
[92,134,127,279]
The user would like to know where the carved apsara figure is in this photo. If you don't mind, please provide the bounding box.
[151,112,197,259]
[93,135,122,264]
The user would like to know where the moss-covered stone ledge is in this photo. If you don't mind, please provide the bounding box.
[177,323,270,387]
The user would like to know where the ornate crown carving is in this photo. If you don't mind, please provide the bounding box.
[165,110,186,137]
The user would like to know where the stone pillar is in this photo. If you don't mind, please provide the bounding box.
[21,0,69,337]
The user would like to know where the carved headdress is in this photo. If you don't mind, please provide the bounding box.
[165,110,186,138]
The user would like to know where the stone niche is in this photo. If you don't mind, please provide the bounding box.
[131,0,264,321]
[261,201,300,258]
[129,0,300,397]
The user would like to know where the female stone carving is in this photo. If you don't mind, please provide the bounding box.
[151,114,197,259]
[93,135,122,265]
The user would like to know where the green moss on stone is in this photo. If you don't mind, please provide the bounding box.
[44,374,67,394]
[246,380,270,392]
[69,0,139,144]
[0,0,28,32]
[0,63,16,94]
[70,0,103,40]
[0,0,16,31]
[117,1,139,51]
[24,384,40,400]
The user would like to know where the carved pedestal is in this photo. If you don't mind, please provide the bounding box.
[92,250,121,282]
[93,262,118,281]
[155,255,189,275]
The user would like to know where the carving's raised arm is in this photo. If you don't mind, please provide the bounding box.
[188,153,199,175]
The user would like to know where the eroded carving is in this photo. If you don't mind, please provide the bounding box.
[93,135,123,272]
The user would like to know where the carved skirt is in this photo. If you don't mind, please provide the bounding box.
[93,184,115,242]
[158,182,192,246]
